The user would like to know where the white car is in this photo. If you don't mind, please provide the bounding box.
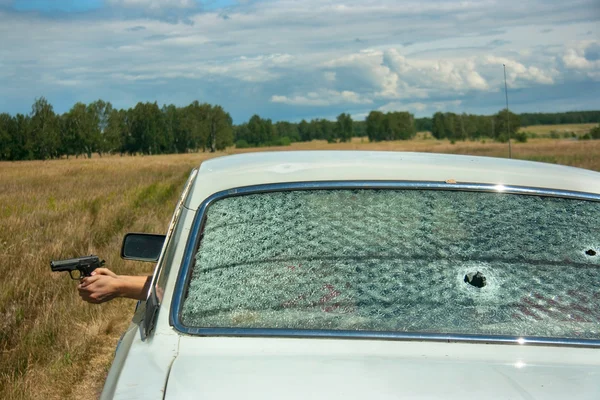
[102,151,600,400]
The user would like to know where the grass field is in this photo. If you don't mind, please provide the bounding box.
[519,123,598,137]
[1,134,600,399]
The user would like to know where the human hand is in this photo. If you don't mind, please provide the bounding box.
[78,268,121,304]
[91,267,118,278]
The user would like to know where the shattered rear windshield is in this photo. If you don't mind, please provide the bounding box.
[181,189,600,340]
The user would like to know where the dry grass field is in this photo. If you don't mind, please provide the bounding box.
[519,122,598,137]
[1,135,600,399]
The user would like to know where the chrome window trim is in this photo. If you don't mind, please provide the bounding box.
[169,181,600,348]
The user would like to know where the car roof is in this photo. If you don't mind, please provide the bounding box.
[185,151,600,209]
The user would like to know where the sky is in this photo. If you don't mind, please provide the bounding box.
[0,0,599,123]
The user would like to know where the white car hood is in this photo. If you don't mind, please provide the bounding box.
[164,337,600,400]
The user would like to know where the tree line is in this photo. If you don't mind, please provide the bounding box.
[413,110,600,134]
[1,97,599,161]
[518,111,600,126]
[430,109,522,142]
[234,113,354,148]
[0,98,233,161]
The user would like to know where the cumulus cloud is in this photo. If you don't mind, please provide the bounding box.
[481,56,556,86]
[324,50,400,98]
[562,41,600,79]
[384,50,491,92]
[322,48,494,102]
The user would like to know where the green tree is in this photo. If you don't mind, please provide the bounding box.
[366,111,385,141]
[161,104,181,154]
[367,111,415,141]
[387,111,415,140]
[103,109,129,154]
[30,97,60,159]
[0,113,15,160]
[62,102,95,158]
[247,114,266,146]
[316,119,335,142]
[298,119,310,142]
[353,120,367,137]
[494,109,520,142]
[275,121,300,142]
[431,112,446,139]
[207,105,233,152]
[415,117,432,132]
[13,114,31,160]
[89,100,113,155]
[336,113,353,142]
[130,102,166,155]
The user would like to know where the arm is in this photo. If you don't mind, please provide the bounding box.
[78,268,152,304]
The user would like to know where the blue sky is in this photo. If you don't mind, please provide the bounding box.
[1,0,599,123]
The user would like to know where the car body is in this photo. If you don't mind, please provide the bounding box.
[101,151,600,400]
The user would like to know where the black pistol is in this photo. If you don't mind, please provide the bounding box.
[50,255,105,280]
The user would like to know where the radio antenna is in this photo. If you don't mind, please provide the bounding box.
[503,64,512,159]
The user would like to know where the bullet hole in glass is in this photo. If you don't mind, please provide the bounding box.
[464,271,487,288]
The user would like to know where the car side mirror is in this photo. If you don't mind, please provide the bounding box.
[121,233,166,262]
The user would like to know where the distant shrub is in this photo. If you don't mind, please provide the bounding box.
[591,125,600,140]
[268,136,291,146]
[496,134,509,143]
[549,131,560,139]
[450,139,456,145]
[580,134,592,140]
[235,139,250,149]
[514,132,528,143]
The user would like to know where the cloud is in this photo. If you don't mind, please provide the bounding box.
[271,90,372,106]
[324,50,401,98]
[488,39,510,47]
[0,0,599,123]
[107,0,195,9]
[482,56,556,86]
[379,100,462,113]
[325,48,491,100]
[562,41,600,77]
[379,102,428,113]
[126,25,147,31]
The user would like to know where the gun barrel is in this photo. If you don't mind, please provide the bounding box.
[50,259,79,271]
[50,255,100,271]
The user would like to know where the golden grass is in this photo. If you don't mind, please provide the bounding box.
[232,137,600,171]
[1,137,599,399]
[519,123,598,136]
[0,155,213,399]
